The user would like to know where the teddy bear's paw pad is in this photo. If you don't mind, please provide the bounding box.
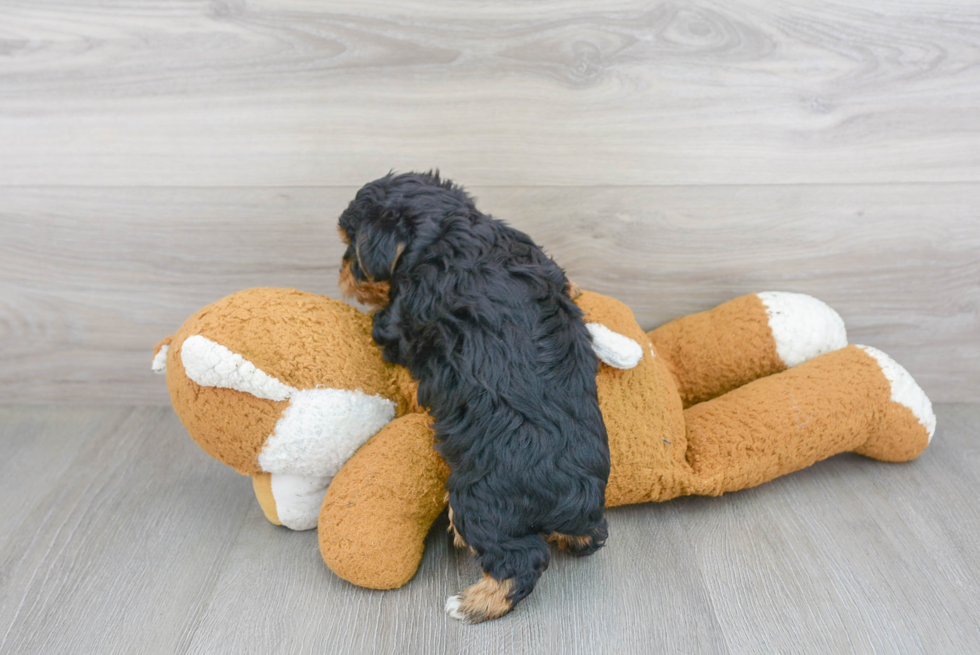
[268,473,331,530]
[857,345,936,442]
[758,292,847,368]
[586,323,643,369]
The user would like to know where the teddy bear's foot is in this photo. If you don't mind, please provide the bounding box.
[681,344,935,498]
[853,345,936,462]
[252,472,331,530]
[650,292,847,408]
[757,292,847,368]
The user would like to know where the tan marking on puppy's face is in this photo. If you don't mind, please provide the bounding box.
[355,241,372,281]
[446,574,515,623]
[566,279,582,300]
[337,225,351,245]
[339,258,390,309]
[391,242,406,275]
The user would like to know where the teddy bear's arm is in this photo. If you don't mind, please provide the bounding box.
[648,292,847,408]
[319,412,449,590]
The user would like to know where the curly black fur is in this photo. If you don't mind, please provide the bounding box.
[338,171,610,611]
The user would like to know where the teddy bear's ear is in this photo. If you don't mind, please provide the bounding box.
[151,336,172,374]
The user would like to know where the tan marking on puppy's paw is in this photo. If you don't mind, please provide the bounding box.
[445,575,515,623]
[547,532,592,552]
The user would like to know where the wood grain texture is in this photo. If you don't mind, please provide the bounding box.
[1,0,979,186]
[0,404,977,654]
[1,184,976,404]
[0,406,256,654]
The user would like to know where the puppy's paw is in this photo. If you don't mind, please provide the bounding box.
[548,521,607,557]
[445,595,466,621]
[444,575,515,624]
[548,532,601,556]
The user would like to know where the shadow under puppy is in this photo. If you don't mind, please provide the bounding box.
[337,171,609,623]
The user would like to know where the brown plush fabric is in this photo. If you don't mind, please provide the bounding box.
[682,345,930,496]
[576,292,689,506]
[318,413,449,589]
[165,288,404,475]
[167,349,287,476]
[649,293,785,408]
[160,287,932,591]
[153,336,172,358]
[251,473,280,525]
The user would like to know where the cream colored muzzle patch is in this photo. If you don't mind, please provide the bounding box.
[179,334,396,529]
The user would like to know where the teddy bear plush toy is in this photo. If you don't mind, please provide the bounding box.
[153,287,935,590]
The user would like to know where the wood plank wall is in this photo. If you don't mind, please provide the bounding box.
[1,1,977,403]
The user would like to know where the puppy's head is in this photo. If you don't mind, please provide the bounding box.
[337,171,474,308]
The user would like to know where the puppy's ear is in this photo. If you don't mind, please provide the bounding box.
[355,223,407,282]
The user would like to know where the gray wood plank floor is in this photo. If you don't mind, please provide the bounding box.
[1,404,977,654]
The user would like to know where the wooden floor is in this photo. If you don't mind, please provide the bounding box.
[0,403,977,654]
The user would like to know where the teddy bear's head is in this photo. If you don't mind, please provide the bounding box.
[154,288,414,478]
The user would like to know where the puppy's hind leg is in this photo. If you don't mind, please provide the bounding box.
[445,533,550,624]
[446,499,474,552]
[547,517,608,557]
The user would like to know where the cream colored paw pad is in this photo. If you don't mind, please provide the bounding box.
[857,345,937,442]
[758,292,847,367]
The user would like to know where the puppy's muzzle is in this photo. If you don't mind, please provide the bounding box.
[339,258,391,309]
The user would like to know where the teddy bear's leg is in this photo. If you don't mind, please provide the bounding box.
[682,345,935,497]
[318,413,449,590]
[649,292,847,408]
[251,472,332,530]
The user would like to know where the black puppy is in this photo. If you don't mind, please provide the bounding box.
[337,172,609,623]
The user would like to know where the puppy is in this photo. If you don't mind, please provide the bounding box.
[337,171,609,623]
